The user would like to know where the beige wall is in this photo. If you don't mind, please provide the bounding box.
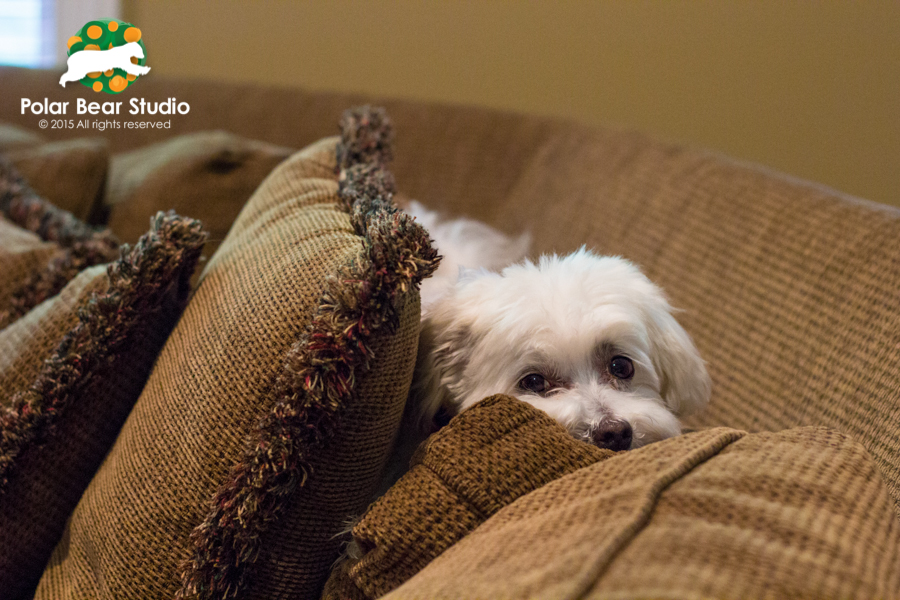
[123,0,899,206]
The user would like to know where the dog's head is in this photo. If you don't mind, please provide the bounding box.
[419,249,711,450]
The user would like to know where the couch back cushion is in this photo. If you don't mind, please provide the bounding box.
[2,67,898,510]
[386,109,900,514]
[482,125,900,512]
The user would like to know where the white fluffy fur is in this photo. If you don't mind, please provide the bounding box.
[402,202,711,452]
[407,200,531,310]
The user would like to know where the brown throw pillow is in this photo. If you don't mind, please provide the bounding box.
[0,123,109,223]
[0,216,59,325]
[322,394,615,600]
[6,138,110,223]
[33,108,438,600]
[0,212,207,600]
[105,130,294,269]
[0,122,44,151]
[0,156,119,329]
[382,427,900,600]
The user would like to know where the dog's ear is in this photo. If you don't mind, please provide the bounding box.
[407,313,477,432]
[409,268,495,431]
[648,311,711,417]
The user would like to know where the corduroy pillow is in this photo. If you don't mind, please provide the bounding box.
[0,156,120,329]
[383,427,900,600]
[33,108,437,600]
[0,212,207,600]
[322,394,615,600]
[105,130,294,266]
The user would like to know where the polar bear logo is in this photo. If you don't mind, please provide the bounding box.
[59,42,150,87]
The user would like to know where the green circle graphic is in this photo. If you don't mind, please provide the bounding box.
[66,19,146,94]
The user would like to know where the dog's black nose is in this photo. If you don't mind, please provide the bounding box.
[591,420,633,451]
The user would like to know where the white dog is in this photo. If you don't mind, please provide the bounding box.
[59,42,150,87]
[401,201,711,454]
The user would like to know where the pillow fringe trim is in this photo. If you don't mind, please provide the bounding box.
[0,211,206,491]
[176,106,438,600]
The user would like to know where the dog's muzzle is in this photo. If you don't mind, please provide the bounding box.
[591,419,633,451]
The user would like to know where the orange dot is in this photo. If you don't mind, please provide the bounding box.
[84,44,100,51]
[87,25,102,39]
[67,36,82,49]
[104,69,114,76]
[130,56,139,64]
[87,71,101,79]
[126,73,136,81]
[108,42,113,49]
[109,75,127,92]
[92,81,103,92]
[108,21,119,32]
[123,27,142,42]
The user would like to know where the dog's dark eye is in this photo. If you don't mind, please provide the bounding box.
[609,356,634,379]
[519,373,550,394]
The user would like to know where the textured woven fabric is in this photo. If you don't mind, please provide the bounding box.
[0,156,120,329]
[3,66,899,590]
[0,216,60,322]
[348,101,900,516]
[6,138,110,222]
[322,394,614,600]
[106,131,293,270]
[471,127,900,514]
[176,109,435,599]
[8,65,891,514]
[0,265,107,399]
[0,213,206,600]
[386,427,900,600]
[34,130,431,600]
[248,293,419,599]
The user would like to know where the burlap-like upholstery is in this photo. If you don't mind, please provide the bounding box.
[385,427,900,599]
[3,67,898,594]
[388,111,900,517]
[34,127,433,599]
[464,126,900,514]
[6,138,109,222]
[0,213,206,600]
[4,71,896,513]
[323,395,614,600]
[106,131,293,266]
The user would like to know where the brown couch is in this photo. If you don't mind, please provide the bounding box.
[2,66,899,599]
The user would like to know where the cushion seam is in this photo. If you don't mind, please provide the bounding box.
[569,428,748,600]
